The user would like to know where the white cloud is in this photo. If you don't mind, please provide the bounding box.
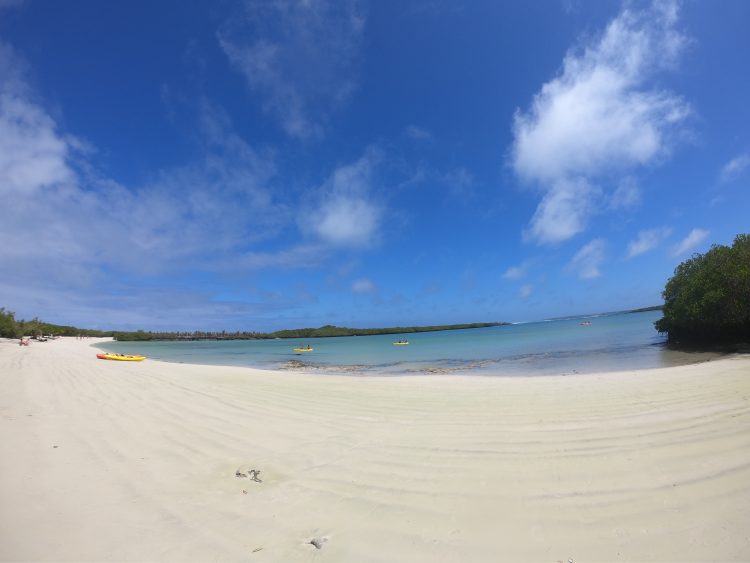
[503,267,524,280]
[303,148,383,247]
[672,228,709,256]
[0,41,324,329]
[524,177,599,244]
[0,25,395,329]
[561,0,578,14]
[0,102,285,275]
[218,0,366,140]
[235,245,328,270]
[404,125,434,142]
[442,167,474,198]
[97,102,285,271]
[608,177,641,209]
[626,227,672,258]
[0,43,75,196]
[351,278,375,294]
[0,0,25,9]
[568,239,606,279]
[503,259,531,280]
[719,152,750,183]
[519,284,533,298]
[511,0,689,244]
[314,197,380,247]
[0,279,314,332]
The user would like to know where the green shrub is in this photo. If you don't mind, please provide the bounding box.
[655,234,750,345]
[0,308,20,338]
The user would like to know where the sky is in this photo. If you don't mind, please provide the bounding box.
[0,0,748,331]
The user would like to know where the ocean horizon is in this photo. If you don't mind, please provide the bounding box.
[96,310,719,376]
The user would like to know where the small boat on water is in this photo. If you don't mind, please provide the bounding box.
[580,321,592,326]
[393,340,409,346]
[293,347,314,353]
[97,353,146,362]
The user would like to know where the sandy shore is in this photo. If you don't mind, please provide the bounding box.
[1,337,749,562]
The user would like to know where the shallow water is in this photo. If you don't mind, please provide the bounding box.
[95,310,720,376]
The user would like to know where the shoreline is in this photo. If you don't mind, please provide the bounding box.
[94,335,725,378]
[186,352,727,378]
[2,337,750,561]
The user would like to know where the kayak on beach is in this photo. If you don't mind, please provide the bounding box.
[96,353,146,362]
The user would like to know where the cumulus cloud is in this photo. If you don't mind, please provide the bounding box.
[303,148,383,247]
[0,43,75,196]
[351,278,376,294]
[314,198,380,246]
[218,0,366,140]
[719,152,750,183]
[568,239,606,279]
[626,227,672,258]
[523,177,599,243]
[0,41,89,275]
[511,0,689,244]
[672,228,709,256]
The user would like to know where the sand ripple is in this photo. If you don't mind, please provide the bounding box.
[1,338,749,561]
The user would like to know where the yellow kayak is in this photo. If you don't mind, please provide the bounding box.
[293,347,314,353]
[97,353,146,362]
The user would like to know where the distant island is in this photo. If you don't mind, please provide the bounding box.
[112,323,506,342]
[1,304,668,344]
[0,309,505,341]
[626,305,663,314]
[544,305,663,322]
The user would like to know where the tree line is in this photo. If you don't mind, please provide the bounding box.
[0,308,111,339]
[112,323,503,341]
[0,309,501,341]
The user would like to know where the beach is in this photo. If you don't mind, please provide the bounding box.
[1,337,749,562]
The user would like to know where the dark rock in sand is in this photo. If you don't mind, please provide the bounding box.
[309,537,327,549]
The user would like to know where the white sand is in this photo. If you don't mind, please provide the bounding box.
[1,337,749,562]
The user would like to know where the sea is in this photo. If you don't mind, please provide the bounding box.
[95,310,719,376]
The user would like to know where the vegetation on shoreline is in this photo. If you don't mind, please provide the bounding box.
[0,308,111,339]
[627,305,663,314]
[0,309,502,341]
[112,323,504,341]
[655,233,749,347]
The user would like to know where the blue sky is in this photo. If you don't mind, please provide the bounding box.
[0,0,748,331]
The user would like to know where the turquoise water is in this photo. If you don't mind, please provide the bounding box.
[95,310,718,376]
